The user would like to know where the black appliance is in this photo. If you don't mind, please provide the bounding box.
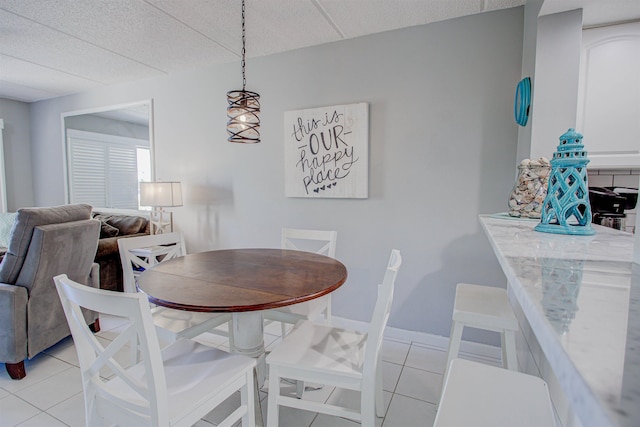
[588,187,638,230]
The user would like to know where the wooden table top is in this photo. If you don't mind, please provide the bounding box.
[137,248,348,312]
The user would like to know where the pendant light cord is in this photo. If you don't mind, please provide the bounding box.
[226,0,260,144]
[241,0,246,92]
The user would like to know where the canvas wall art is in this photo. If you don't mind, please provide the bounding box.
[284,102,368,198]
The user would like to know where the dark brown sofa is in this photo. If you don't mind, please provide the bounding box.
[0,210,149,293]
[92,212,150,292]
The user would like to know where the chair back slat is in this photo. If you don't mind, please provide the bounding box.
[281,228,337,258]
[362,249,402,386]
[54,274,169,425]
[118,232,187,293]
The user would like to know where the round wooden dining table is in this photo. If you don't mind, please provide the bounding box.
[137,248,348,384]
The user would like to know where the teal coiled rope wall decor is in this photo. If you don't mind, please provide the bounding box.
[514,77,531,127]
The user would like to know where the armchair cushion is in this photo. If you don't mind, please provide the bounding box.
[0,204,92,285]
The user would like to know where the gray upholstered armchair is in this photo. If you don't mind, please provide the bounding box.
[0,204,101,379]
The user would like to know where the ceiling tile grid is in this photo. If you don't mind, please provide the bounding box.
[0,0,636,103]
[318,0,486,39]
[1,0,237,70]
[0,54,100,96]
[244,0,343,57]
[147,0,241,55]
[0,9,163,84]
[0,72,62,101]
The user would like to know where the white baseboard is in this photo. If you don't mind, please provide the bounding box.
[331,316,502,363]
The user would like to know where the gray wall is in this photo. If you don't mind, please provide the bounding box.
[65,115,149,141]
[29,8,523,342]
[0,98,35,210]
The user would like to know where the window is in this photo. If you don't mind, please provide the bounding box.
[66,129,150,210]
[63,101,153,210]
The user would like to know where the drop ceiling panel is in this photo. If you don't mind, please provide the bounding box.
[541,0,640,27]
[148,0,343,58]
[318,0,485,39]
[146,0,241,56]
[0,0,237,71]
[244,0,343,57]
[0,10,164,85]
[0,0,633,103]
[0,54,99,97]
[0,79,59,103]
[485,0,526,10]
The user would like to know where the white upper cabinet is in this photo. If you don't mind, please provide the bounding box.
[578,22,640,168]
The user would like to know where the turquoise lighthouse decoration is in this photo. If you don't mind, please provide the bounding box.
[535,128,595,235]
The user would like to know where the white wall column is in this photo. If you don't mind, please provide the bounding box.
[530,9,583,160]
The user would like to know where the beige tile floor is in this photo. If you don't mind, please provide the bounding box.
[0,315,493,427]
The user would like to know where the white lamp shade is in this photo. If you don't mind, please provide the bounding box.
[139,182,183,207]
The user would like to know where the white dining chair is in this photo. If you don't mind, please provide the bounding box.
[263,227,338,398]
[263,227,338,337]
[118,232,234,350]
[266,249,402,427]
[54,274,256,427]
[435,358,556,427]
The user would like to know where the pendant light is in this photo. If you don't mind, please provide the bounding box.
[227,0,260,143]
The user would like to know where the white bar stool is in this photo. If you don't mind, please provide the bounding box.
[435,358,556,427]
[443,283,519,383]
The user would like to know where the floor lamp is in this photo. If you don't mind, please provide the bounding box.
[139,181,183,234]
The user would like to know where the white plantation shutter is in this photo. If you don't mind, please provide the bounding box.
[69,141,107,207]
[67,130,147,209]
[107,146,138,209]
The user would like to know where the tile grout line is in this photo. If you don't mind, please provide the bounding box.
[4,331,449,426]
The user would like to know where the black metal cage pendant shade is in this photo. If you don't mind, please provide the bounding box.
[227,90,260,143]
[226,0,260,143]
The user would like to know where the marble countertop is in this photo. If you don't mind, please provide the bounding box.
[480,214,640,427]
